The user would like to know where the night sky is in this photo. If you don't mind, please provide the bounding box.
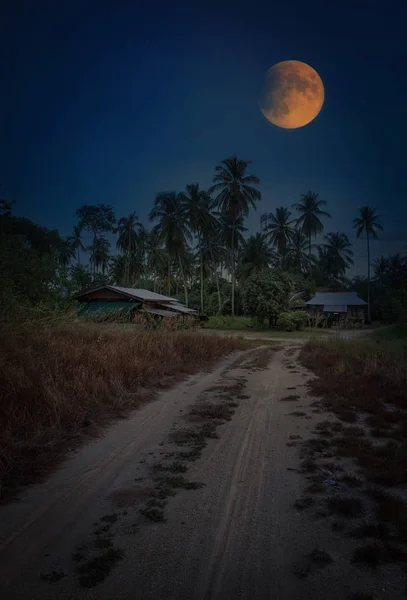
[2,0,407,274]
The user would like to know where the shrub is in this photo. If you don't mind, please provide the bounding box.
[277,310,308,331]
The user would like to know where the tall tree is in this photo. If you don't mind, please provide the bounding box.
[67,225,86,266]
[149,192,191,304]
[76,204,116,245]
[237,233,276,283]
[182,183,218,313]
[89,236,110,276]
[323,232,354,278]
[266,206,295,267]
[286,229,309,272]
[116,211,142,285]
[58,239,76,267]
[353,206,383,322]
[292,191,331,275]
[209,156,261,316]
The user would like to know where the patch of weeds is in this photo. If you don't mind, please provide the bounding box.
[292,563,312,579]
[366,487,407,543]
[153,460,188,473]
[139,506,166,522]
[162,475,205,490]
[350,543,407,568]
[325,496,364,518]
[350,521,390,540]
[342,426,365,437]
[100,513,119,525]
[94,537,114,550]
[40,570,65,583]
[146,497,167,509]
[237,394,250,400]
[287,386,297,390]
[305,482,324,494]
[93,525,111,536]
[309,548,333,566]
[77,548,124,587]
[280,395,300,402]
[300,458,318,473]
[293,497,315,511]
[189,402,234,422]
[289,434,302,440]
[338,410,358,423]
[176,448,201,462]
[289,411,306,417]
[286,441,299,447]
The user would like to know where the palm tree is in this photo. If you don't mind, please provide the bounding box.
[323,232,354,278]
[286,229,309,272]
[89,236,110,275]
[353,206,383,322]
[293,191,331,275]
[149,192,191,304]
[67,225,86,266]
[116,212,142,285]
[58,239,76,268]
[143,228,167,292]
[209,156,261,316]
[266,206,295,267]
[182,183,218,313]
[109,254,126,285]
[237,233,276,283]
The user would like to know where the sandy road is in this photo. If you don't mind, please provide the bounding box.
[0,340,385,599]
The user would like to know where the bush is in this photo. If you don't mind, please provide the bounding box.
[277,310,309,332]
[291,310,309,331]
[277,312,296,331]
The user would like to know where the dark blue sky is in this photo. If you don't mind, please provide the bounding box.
[2,0,407,274]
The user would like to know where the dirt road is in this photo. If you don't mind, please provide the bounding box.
[0,341,398,599]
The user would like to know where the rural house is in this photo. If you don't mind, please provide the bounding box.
[74,285,198,320]
[306,291,367,325]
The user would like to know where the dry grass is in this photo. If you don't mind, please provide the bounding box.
[300,339,407,487]
[0,321,244,501]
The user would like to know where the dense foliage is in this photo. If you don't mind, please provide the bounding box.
[1,158,406,325]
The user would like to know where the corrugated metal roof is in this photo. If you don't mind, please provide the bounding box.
[145,308,179,318]
[112,286,177,302]
[167,303,197,314]
[306,292,367,306]
[323,305,347,312]
[74,285,177,302]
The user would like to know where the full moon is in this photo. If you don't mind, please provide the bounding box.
[259,60,324,129]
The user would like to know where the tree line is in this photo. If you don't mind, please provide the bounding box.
[1,155,406,324]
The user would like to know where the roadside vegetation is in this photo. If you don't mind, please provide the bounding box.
[0,320,244,502]
[294,326,407,585]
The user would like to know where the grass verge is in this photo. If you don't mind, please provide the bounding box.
[0,321,244,502]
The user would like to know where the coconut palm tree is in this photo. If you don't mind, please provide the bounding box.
[116,211,142,285]
[323,232,354,278]
[209,156,261,316]
[149,192,192,304]
[89,236,110,275]
[292,191,331,275]
[237,233,276,283]
[67,225,86,266]
[266,206,295,267]
[182,183,218,313]
[353,206,383,322]
[58,239,76,267]
[286,229,309,272]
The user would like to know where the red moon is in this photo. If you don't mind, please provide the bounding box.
[259,60,325,129]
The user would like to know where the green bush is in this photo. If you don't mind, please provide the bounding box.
[291,310,309,331]
[277,312,296,331]
[277,310,309,332]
